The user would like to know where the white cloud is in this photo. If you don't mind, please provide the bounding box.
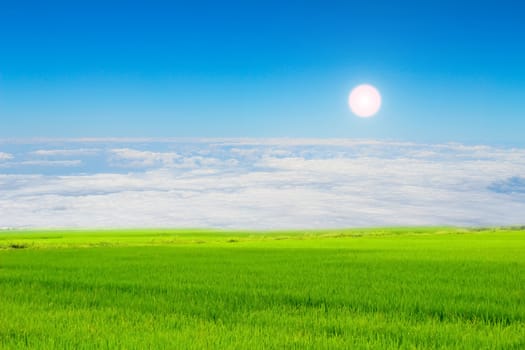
[109,148,238,169]
[0,139,524,228]
[109,148,182,168]
[31,148,100,157]
[0,152,13,161]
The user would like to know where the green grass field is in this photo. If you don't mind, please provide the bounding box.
[1,227,524,349]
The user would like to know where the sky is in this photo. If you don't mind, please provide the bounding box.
[1,0,525,145]
[1,1,525,228]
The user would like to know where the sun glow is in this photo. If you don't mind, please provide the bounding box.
[348,84,382,118]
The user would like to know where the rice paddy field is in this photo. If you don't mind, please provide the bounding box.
[0,227,524,349]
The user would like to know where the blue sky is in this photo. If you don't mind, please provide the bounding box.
[1,1,524,144]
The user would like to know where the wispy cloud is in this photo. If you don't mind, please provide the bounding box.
[109,148,238,169]
[0,152,13,161]
[31,149,100,157]
[109,148,181,168]
[0,139,524,228]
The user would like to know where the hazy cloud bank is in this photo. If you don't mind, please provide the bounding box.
[0,139,524,228]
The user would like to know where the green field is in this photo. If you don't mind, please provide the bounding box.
[1,227,524,349]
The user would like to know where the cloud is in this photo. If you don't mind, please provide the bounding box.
[0,139,524,228]
[109,148,238,169]
[0,152,13,161]
[31,149,100,157]
[109,148,181,167]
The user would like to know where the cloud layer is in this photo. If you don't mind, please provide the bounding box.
[1,139,524,228]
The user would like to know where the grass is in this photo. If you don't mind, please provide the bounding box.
[0,227,524,349]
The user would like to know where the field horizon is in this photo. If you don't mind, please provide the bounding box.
[2,225,523,249]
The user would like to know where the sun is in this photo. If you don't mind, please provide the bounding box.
[348,84,382,118]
